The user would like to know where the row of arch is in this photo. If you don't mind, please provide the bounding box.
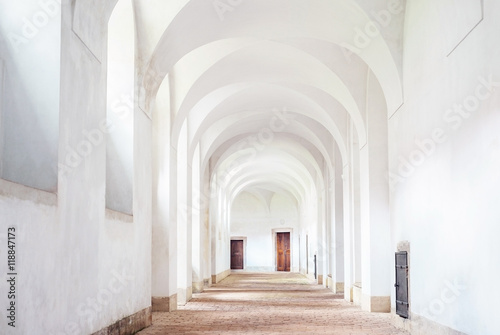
[73,0,402,310]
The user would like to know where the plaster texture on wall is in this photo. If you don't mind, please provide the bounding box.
[389,1,500,334]
[0,180,57,334]
[0,1,151,334]
[0,180,150,335]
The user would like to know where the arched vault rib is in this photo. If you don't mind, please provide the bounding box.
[143,0,402,117]
[171,41,366,148]
[215,136,323,190]
[210,136,325,209]
[197,116,334,186]
[227,168,309,206]
[232,188,299,211]
[231,177,305,209]
[183,83,347,167]
[234,187,299,212]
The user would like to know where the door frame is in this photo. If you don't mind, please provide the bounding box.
[272,228,293,272]
[230,236,247,270]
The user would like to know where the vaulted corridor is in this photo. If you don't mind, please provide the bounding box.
[138,272,407,335]
[1,1,499,334]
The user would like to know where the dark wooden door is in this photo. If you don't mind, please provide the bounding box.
[231,240,244,270]
[277,232,291,272]
[395,251,409,318]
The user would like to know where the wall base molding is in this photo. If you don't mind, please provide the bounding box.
[152,294,177,312]
[91,307,151,335]
[362,294,391,313]
[392,311,469,335]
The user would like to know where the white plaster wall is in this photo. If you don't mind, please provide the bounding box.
[0,1,152,334]
[0,181,58,334]
[389,1,500,334]
[231,191,300,272]
[0,186,150,335]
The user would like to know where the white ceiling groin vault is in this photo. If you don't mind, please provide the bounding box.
[128,0,404,214]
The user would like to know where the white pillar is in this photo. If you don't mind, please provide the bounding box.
[326,164,334,289]
[360,72,391,312]
[332,145,345,293]
[210,174,218,283]
[344,119,363,302]
[317,185,326,285]
[177,124,192,305]
[202,166,212,286]
[191,145,204,293]
[151,80,177,312]
[350,122,362,287]
[342,163,353,302]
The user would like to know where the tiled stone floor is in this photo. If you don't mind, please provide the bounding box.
[138,272,408,335]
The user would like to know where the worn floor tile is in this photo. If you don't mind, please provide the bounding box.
[137,272,408,335]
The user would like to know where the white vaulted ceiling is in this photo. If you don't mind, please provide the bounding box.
[128,0,405,206]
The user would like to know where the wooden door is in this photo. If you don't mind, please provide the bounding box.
[277,232,291,272]
[231,240,244,270]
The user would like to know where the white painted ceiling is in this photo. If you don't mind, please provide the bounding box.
[131,0,405,206]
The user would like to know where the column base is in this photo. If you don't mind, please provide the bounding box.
[344,286,353,302]
[177,286,193,305]
[327,279,344,294]
[152,294,177,312]
[353,282,362,306]
[317,274,323,285]
[326,275,333,289]
[91,307,151,335]
[193,281,204,293]
[211,269,231,284]
[362,294,391,313]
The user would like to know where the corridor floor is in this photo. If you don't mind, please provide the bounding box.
[138,272,408,335]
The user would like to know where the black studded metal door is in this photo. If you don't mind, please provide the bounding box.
[395,251,409,318]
